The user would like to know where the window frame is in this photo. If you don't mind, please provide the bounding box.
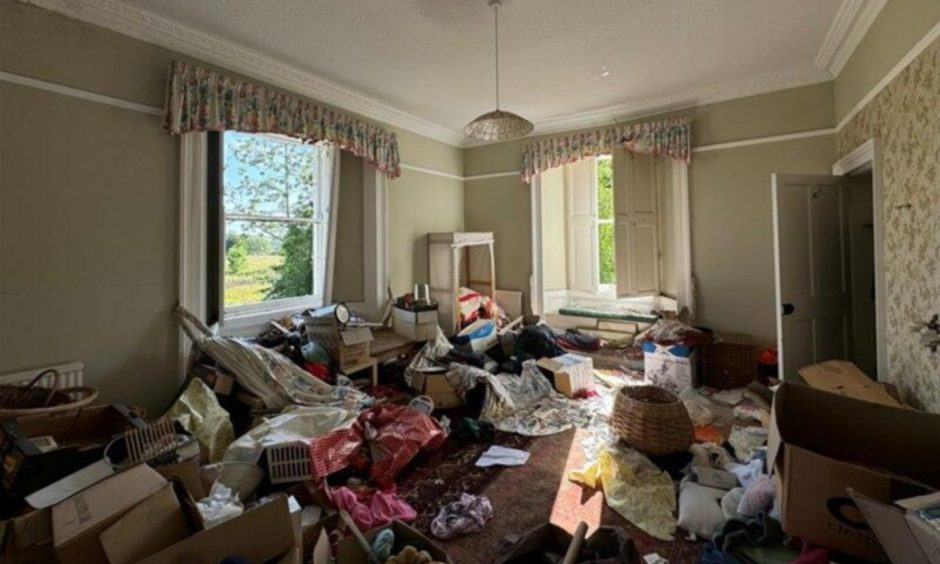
[208,131,334,331]
[594,154,616,296]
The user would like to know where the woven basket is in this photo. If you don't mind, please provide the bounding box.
[700,332,760,390]
[611,385,694,457]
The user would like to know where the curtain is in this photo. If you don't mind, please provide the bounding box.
[521,116,692,182]
[163,61,401,178]
[178,132,209,378]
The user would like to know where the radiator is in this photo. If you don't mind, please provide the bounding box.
[0,362,84,389]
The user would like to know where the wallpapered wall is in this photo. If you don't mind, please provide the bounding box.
[837,39,940,411]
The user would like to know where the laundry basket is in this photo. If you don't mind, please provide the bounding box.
[611,385,693,457]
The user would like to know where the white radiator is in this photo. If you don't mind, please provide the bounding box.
[0,362,84,388]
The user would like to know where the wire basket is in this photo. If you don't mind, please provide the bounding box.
[0,369,98,418]
[611,385,693,457]
[266,442,312,484]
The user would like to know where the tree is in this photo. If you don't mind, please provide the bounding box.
[596,157,616,284]
[226,234,249,274]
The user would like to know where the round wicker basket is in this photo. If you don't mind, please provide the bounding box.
[611,385,694,457]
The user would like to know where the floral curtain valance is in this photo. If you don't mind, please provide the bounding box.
[521,116,692,182]
[163,61,401,178]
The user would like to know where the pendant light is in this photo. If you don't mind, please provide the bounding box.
[464,0,533,141]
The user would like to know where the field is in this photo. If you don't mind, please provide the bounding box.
[225,254,282,306]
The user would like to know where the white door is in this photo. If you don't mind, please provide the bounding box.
[772,174,853,380]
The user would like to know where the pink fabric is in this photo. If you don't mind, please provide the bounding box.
[330,487,417,531]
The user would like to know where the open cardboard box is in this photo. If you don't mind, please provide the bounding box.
[849,489,940,564]
[768,382,940,560]
[537,353,594,398]
[797,360,904,408]
[337,519,453,564]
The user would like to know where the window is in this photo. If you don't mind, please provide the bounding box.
[595,155,615,289]
[218,132,333,316]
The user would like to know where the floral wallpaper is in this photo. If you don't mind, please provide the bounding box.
[837,38,939,411]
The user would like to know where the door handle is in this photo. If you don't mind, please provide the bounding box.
[782,303,795,316]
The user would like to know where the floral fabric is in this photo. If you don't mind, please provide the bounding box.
[521,116,692,182]
[163,61,401,177]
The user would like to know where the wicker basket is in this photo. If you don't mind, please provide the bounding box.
[611,385,693,457]
[700,332,760,389]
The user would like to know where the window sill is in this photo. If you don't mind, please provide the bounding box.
[220,297,323,337]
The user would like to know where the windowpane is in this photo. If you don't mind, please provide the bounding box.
[598,222,615,284]
[224,220,314,307]
[596,157,613,220]
[223,132,320,219]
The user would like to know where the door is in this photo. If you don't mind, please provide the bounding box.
[772,174,852,380]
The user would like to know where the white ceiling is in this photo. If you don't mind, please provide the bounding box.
[47,0,885,145]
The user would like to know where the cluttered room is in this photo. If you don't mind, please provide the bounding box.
[1,0,939,562]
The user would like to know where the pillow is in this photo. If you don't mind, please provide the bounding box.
[678,478,726,538]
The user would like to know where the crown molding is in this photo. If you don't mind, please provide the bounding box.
[22,0,467,147]
[814,0,887,76]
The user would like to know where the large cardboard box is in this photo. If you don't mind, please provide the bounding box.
[642,341,697,393]
[409,370,464,409]
[138,496,299,564]
[849,490,940,564]
[768,382,940,561]
[537,354,594,398]
[454,319,497,353]
[52,464,167,564]
[98,482,191,564]
[392,305,440,342]
[0,508,53,564]
[797,360,903,408]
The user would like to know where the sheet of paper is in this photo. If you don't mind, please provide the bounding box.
[475,445,530,467]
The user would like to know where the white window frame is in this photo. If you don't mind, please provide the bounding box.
[530,157,691,316]
[594,154,617,297]
[220,133,335,333]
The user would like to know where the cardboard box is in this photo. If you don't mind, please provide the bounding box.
[307,326,373,370]
[768,382,940,561]
[392,306,439,342]
[337,520,453,564]
[138,496,299,564]
[537,354,595,398]
[409,371,464,409]
[0,508,53,564]
[849,489,940,564]
[797,360,904,408]
[642,341,697,393]
[98,483,191,564]
[454,319,497,353]
[52,464,167,564]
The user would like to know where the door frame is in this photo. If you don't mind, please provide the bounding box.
[831,138,888,379]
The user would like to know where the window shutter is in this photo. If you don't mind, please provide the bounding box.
[613,150,661,297]
[565,158,598,293]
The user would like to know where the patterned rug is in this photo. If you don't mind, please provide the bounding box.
[397,430,533,533]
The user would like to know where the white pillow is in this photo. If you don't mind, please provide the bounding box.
[677,478,726,538]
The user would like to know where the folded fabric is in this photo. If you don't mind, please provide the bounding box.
[712,512,784,556]
[721,488,745,519]
[677,478,726,538]
[430,493,494,539]
[569,447,677,540]
[329,487,416,531]
[727,426,768,462]
[724,458,764,490]
[476,445,530,467]
[736,474,775,517]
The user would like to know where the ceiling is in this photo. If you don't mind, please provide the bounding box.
[42,0,885,145]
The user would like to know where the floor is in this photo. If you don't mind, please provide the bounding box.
[442,428,703,563]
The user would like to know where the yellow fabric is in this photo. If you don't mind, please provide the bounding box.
[568,447,677,540]
[168,378,235,463]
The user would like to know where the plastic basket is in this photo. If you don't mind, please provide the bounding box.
[266,442,312,484]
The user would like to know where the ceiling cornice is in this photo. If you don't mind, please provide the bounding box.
[814,0,887,76]
[22,0,468,146]
[23,0,883,148]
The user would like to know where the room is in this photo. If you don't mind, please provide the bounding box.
[1,0,938,562]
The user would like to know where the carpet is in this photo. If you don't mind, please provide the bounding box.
[440,429,704,564]
[397,430,533,533]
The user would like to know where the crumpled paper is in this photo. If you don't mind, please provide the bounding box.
[223,405,358,463]
[568,447,677,540]
[168,378,235,463]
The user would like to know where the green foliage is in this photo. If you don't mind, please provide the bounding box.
[226,235,249,274]
[596,157,616,284]
[266,218,313,300]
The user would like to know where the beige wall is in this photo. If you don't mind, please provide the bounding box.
[834,0,940,122]
[331,152,365,303]
[464,83,836,341]
[0,0,463,411]
[837,38,939,411]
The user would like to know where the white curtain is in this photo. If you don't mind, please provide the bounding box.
[321,143,341,304]
[178,132,208,379]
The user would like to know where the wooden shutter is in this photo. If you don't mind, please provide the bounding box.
[613,150,661,297]
[565,158,597,293]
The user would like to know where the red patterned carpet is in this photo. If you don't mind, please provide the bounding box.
[434,429,704,564]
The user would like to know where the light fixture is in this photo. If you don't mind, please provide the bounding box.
[464,0,533,142]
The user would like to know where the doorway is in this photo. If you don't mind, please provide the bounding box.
[771,139,885,381]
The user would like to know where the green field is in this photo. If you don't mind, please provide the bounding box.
[225,254,282,306]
